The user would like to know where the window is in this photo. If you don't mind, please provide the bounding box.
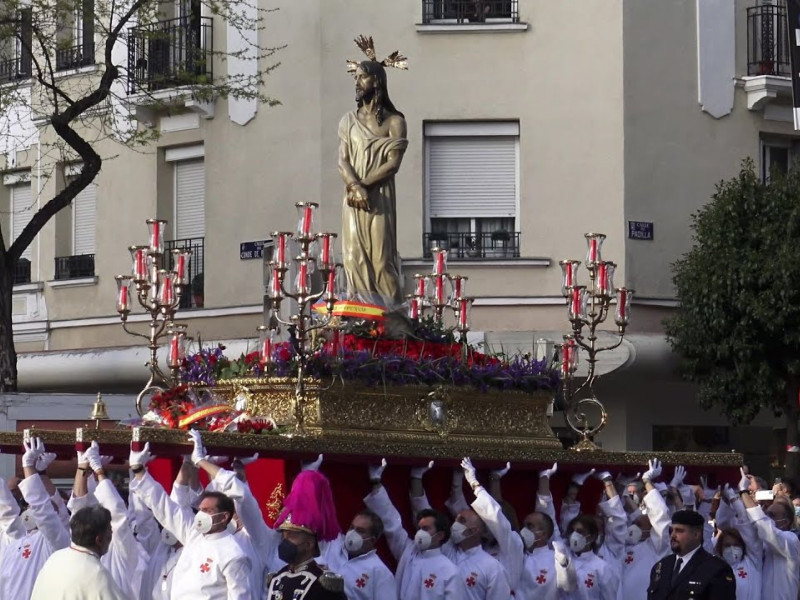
[422,0,518,24]
[424,121,520,259]
[55,164,96,280]
[0,8,32,83]
[761,138,800,182]
[166,145,205,308]
[55,0,95,71]
[4,171,33,284]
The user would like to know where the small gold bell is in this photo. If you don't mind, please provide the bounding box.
[89,392,109,429]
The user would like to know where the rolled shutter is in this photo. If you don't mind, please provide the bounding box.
[428,136,517,219]
[175,158,205,239]
[12,183,33,260]
[73,182,96,255]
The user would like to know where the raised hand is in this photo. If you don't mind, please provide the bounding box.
[368,458,387,482]
[540,462,558,479]
[35,452,57,473]
[553,540,570,566]
[670,465,686,488]
[642,459,662,483]
[129,442,154,468]
[239,453,259,466]
[84,441,104,473]
[461,457,479,488]
[491,462,511,480]
[22,438,44,469]
[410,460,434,480]
[737,467,751,492]
[302,454,323,472]
[571,468,595,486]
[594,471,613,482]
[188,430,208,466]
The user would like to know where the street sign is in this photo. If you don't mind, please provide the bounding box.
[240,240,272,260]
[628,221,653,241]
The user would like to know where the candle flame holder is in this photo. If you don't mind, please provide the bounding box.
[559,233,634,451]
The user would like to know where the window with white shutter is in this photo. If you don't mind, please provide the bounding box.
[174,158,205,239]
[424,122,520,259]
[11,182,33,261]
[72,182,96,255]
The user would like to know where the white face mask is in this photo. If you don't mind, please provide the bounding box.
[414,529,433,551]
[569,531,589,553]
[722,546,743,565]
[450,521,470,545]
[345,529,370,553]
[626,524,643,545]
[520,527,537,550]
[630,493,640,506]
[161,529,178,546]
[20,509,36,532]
[193,511,221,535]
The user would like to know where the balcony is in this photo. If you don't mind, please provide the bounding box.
[165,237,204,309]
[13,259,31,285]
[54,254,95,280]
[128,16,213,94]
[419,0,526,32]
[423,231,520,260]
[55,42,95,71]
[747,3,790,77]
[0,56,32,84]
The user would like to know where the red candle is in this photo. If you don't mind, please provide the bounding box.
[158,273,175,306]
[565,262,573,287]
[271,269,282,298]
[589,238,597,262]
[117,285,128,312]
[571,287,581,317]
[327,269,336,298]
[435,275,444,305]
[277,234,286,264]
[169,335,179,367]
[597,263,607,294]
[321,235,331,266]
[260,338,272,365]
[331,329,340,355]
[150,221,161,251]
[619,289,628,318]
[410,297,420,320]
[435,250,445,275]
[453,277,463,301]
[176,254,186,281]
[458,298,468,329]
[302,206,313,235]
[416,276,426,298]
[298,262,308,294]
[134,249,146,280]
[562,345,571,374]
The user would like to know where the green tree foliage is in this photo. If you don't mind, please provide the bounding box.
[665,159,800,476]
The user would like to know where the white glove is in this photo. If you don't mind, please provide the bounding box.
[737,467,751,493]
[410,460,434,480]
[553,540,570,567]
[461,457,479,488]
[302,454,323,471]
[100,455,113,467]
[721,483,736,503]
[571,468,595,486]
[188,430,208,466]
[85,441,104,473]
[207,456,229,465]
[238,453,259,466]
[76,447,90,466]
[670,465,686,488]
[129,442,154,468]
[491,462,511,479]
[22,438,44,469]
[368,458,387,482]
[616,472,641,486]
[540,462,558,479]
[35,452,57,473]
[642,459,662,482]
[594,471,613,482]
[451,467,464,489]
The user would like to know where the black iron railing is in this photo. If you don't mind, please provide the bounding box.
[422,0,519,23]
[56,42,95,71]
[423,231,521,259]
[13,259,30,285]
[54,254,95,280]
[0,10,32,84]
[128,16,213,93]
[165,237,204,309]
[0,56,32,84]
[747,3,791,76]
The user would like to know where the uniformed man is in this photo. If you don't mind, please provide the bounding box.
[647,509,735,600]
[267,469,346,600]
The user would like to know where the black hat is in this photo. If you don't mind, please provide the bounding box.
[671,510,704,528]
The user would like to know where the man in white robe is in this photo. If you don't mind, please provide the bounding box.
[31,505,128,600]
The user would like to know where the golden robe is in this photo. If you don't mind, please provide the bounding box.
[339,111,408,308]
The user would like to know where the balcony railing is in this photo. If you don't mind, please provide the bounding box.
[422,0,519,23]
[13,259,31,285]
[423,231,521,259]
[747,3,791,77]
[54,254,95,280]
[128,16,213,94]
[56,42,96,71]
[0,56,32,84]
[165,237,204,309]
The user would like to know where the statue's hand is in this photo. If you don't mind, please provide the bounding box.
[348,185,370,211]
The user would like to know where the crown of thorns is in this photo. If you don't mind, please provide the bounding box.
[346,35,408,74]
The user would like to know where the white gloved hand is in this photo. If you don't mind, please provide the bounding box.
[410,460,434,480]
[368,458,387,482]
[461,457,479,488]
[35,452,57,473]
[207,456,229,466]
[616,472,641,486]
[737,467,751,493]
[540,462,558,479]
[129,442,154,468]
[76,446,90,467]
[722,483,738,503]
[571,468,595,486]
[491,462,511,479]
[642,459,662,482]
[85,441,104,473]
[302,454,323,472]
[553,540,570,566]
[22,438,44,469]
[100,455,113,467]
[594,471,613,482]
[238,453,259,466]
[670,465,686,488]
[451,467,464,489]
[188,430,208,466]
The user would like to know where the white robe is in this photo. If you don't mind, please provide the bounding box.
[0,476,25,557]
[364,486,466,599]
[518,546,557,600]
[129,472,253,600]
[139,543,183,600]
[556,551,619,600]
[30,544,128,600]
[746,505,798,600]
[323,534,398,599]
[618,489,671,600]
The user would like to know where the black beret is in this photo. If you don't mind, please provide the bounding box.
[671,510,704,528]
